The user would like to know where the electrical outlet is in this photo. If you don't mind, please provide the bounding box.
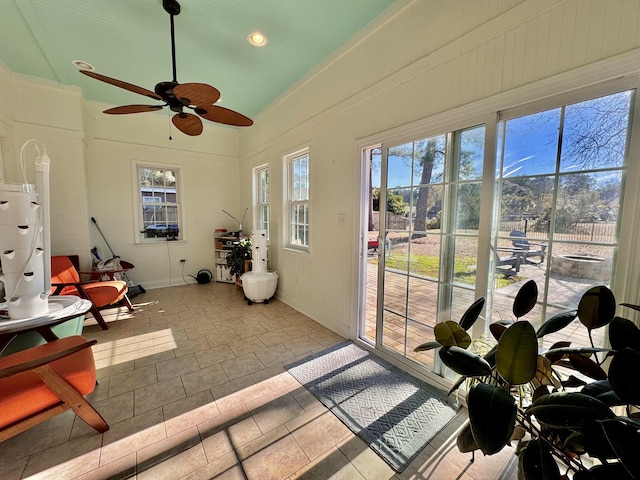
[180,259,186,263]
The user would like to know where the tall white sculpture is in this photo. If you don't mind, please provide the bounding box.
[0,140,51,319]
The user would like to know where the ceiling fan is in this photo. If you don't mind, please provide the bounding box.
[80,0,253,136]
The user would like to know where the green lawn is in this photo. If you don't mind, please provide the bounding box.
[379,254,523,288]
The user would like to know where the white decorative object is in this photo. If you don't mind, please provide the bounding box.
[241,230,278,304]
[241,271,279,304]
[0,140,51,319]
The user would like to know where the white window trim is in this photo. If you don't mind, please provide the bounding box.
[284,147,310,252]
[253,163,270,240]
[132,161,185,244]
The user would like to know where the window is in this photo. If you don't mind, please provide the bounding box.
[285,149,310,250]
[254,164,270,238]
[135,164,182,241]
[367,125,485,369]
[490,89,634,347]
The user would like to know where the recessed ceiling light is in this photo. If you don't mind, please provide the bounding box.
[247,32,268,47]
[72,60,95,71]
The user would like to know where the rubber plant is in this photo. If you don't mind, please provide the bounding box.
[414,280,640,479]
[225,238,252,276]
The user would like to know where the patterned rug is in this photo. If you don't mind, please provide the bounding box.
[286,342,458,472]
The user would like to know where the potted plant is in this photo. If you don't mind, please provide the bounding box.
[415,280,640,479]
[226,238,252,278]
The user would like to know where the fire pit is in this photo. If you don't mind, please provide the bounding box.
[551,254,611,281]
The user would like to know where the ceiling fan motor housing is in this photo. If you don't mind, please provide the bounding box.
[163,0,180,16]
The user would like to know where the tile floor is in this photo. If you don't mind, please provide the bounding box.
[0,282,518,480]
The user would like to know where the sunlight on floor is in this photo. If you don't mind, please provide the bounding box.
[92,329,177,368]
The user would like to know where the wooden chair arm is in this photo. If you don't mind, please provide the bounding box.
[51,281,82,288]
[50,281,93,299]
[0,339,97,379]
[51,280,98,288]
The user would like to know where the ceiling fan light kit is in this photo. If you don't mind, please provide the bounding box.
[80,0,253,136]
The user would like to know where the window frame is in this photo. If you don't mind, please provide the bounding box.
[132,161,184,244]
[284,147,310,252]
[486,87,636,338]
[253,163,270,240]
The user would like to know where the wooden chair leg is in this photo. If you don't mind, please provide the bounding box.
[121,294,134,312]
[34,364,109,433]
[90,305,109,330]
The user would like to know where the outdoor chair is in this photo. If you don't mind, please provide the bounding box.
[0,335,108,442]
[50,255,130,330]
[509,230,547,265]
[491,244,523,273]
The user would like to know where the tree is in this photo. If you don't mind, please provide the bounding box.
[413,138,442,235]
[372,188,407,216]
[561,91,632,168]
[500,180,535,219]
[457,183,481,229]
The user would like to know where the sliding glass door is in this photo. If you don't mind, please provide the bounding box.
[361,125,485,376]
[359,82,637,381]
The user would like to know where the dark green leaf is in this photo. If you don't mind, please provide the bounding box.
[536,310,577,338]
[581,380,612,398]
[413,341,441,352]
[489,320,513,342]
[609,316,640,352]
[545,341,571,364]
[573,463,632,480]
[564,432,617,458]
[595,390,626,407]
[459,297,485,331]
[456,422,478,453]
[608,347,640,403]
[496,321,538,385]
[568,353,608,380]
[620,302,640,312]
[483,345,497,367]
[601,419,640,479]
[447,375,467,396]
[513,280,538,318]
[439,346,492,377]
[468,383,516,455]
[527,392,615,430]
[577,286,616,331]
[434,321,471,348]
[561,375,587,388]
[544,346,609,357]
[518,438,561,480]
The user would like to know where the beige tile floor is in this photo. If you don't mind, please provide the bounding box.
[0,282,518,480]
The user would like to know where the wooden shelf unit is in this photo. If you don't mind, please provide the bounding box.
[214,235,237,283]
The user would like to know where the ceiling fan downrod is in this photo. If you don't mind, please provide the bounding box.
[163,0,181,83]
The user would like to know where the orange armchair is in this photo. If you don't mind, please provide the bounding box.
[0,335,108,442]
[50,256,130,330]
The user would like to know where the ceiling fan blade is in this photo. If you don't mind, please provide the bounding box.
[172,112,203,136]
[173,83,221,106]
[104,105,164,115]
[80,70,162,101]
[194,105,253,127]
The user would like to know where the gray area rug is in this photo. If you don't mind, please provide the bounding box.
[286,342,458,472]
